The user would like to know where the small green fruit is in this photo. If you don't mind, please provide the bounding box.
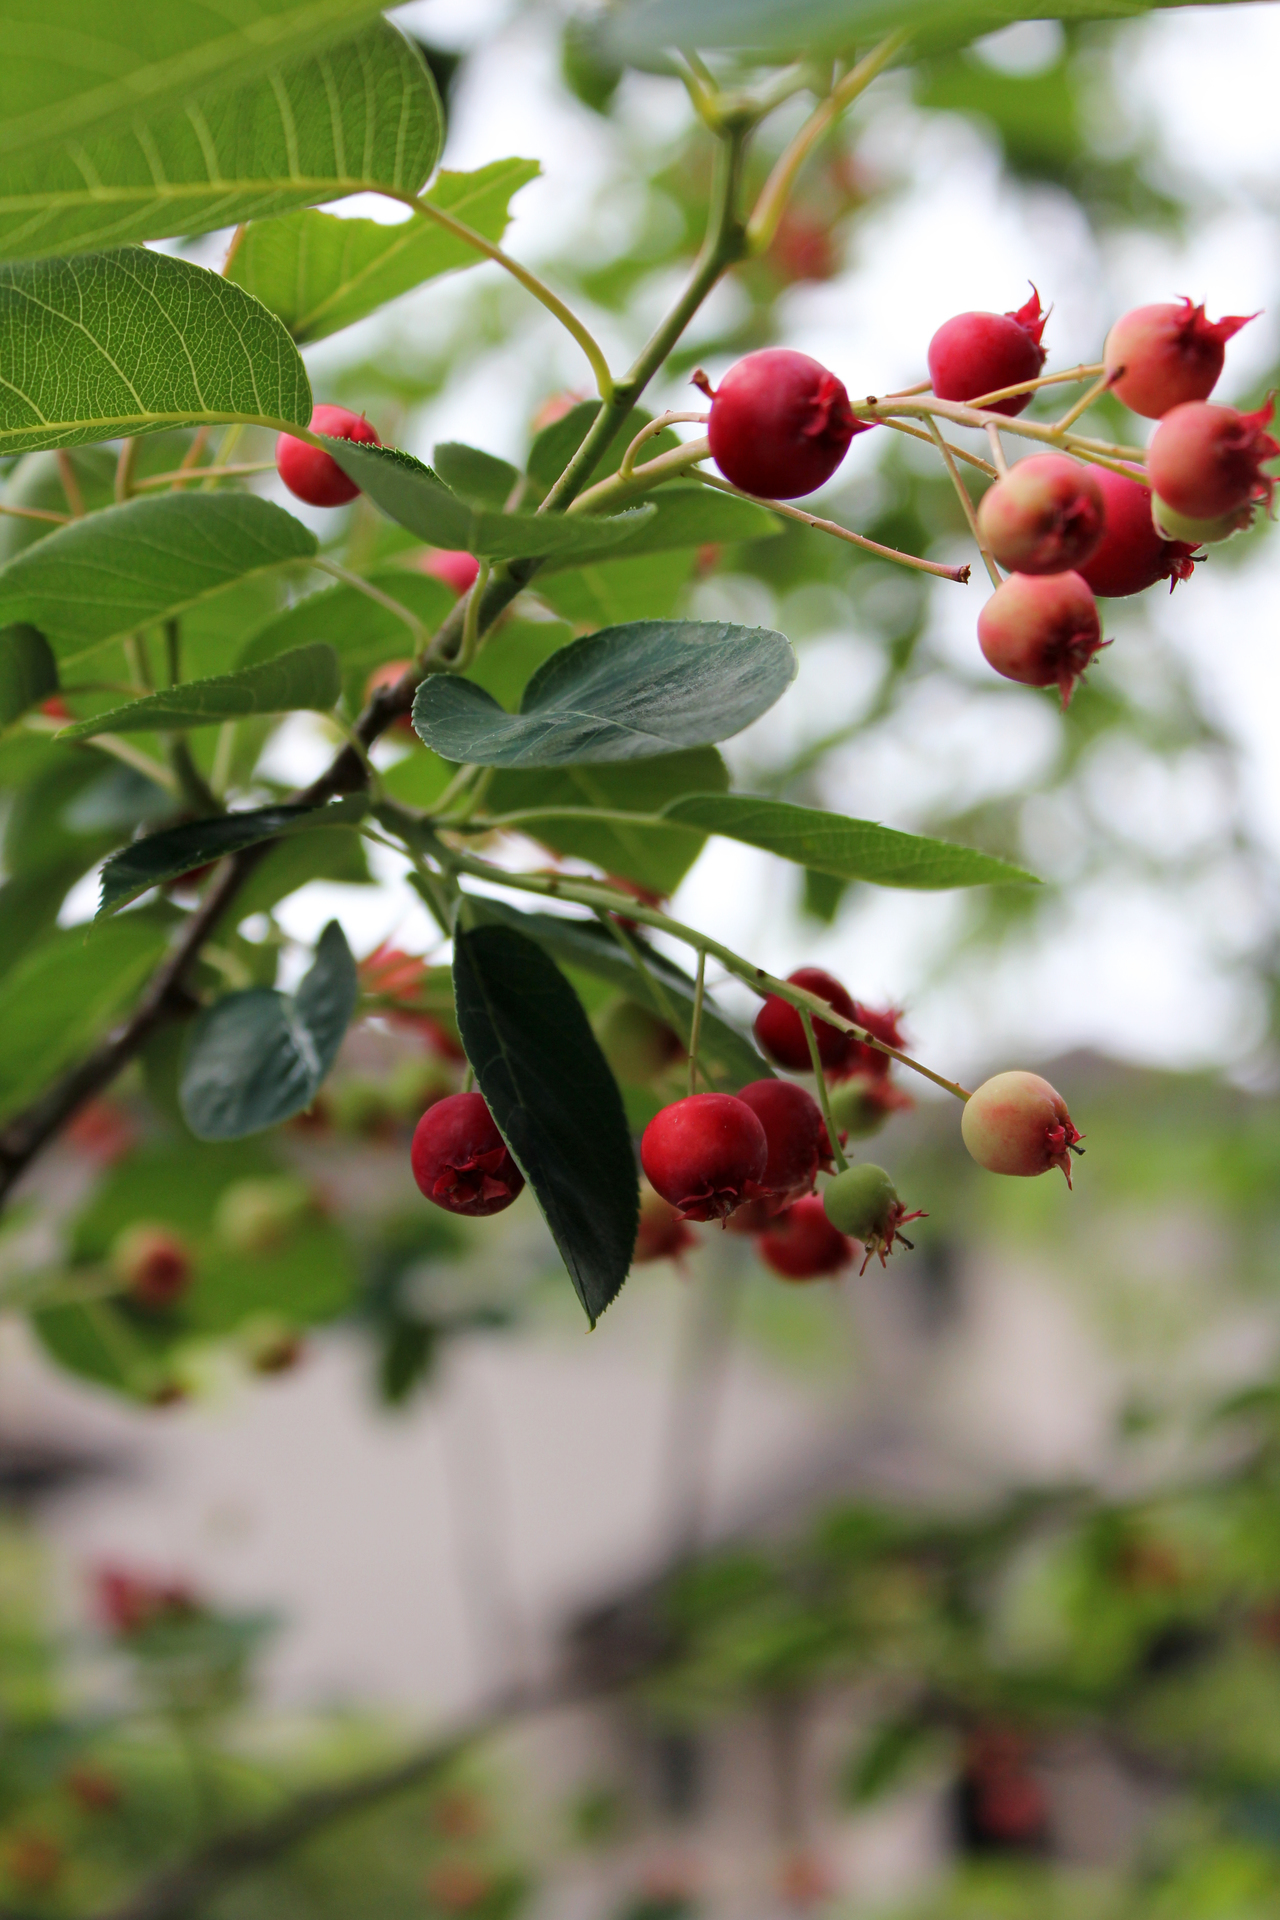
[1151,492,1252,545]
[827,1077,889,1140]
[823,1163,898,1239]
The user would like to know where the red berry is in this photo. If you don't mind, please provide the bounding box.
[92,1565,198,1637]
[1147,397,1279,520]
[1104,298,1256,419]
[756,1195,855,1281]
[276,404,380,507]
[410,1091,524,1217]
[640,1093,768,1223]
[961,1070,1082,1186]
[1077,467,1200,597]
[633,1186,697,1264]
[110,1224,193,1309]
[976,571,1107,708]
[976,455,1104,576]
[735,1078,836,1207]
[364,660,416,732]
[842,1003,908,1082]
[421,549,481,595]
[754,968,857,1072]
[703,349,859,499]
[927,289,1048,418]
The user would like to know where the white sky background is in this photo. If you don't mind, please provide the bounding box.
[158,0,1280,1088]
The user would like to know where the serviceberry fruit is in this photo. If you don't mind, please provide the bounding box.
[735,1078,836,1208]
[422,549,481,595]
[1077,466,1200,597]
[961,1070,1082,1185]
[633,1186,697,1265]
[411,1091,525,1217]
[754,967,857,1072]
[827,1072,913,1139]
[1147,398,1279,520]
[276,404,379,507]
[976,570,1107,707]
[1151,492,1254,546]
[110,1224,193,1309]
[756,1195,855,1281]
[840,1002,908,1082]
[640,1092,769,1223]
[1104,298,1256,419]
[927,289,1048,418]
[976,455,1105,576]
[700,348,859,499]
[822,1163,925,1272]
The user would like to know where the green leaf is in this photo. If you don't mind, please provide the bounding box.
[319,439,656,561]
[433,443,522,510]
[0,912,172,1125]
[453,923,638,1326]
[842,1718,936,1807]
[527,401,677,491]
[538,549,697,630]
[662,795,1039,889]
[486,748,729,895]
[229,160,540,342]
[0,21,440,262]
[0,624,56,726]
[0,248,311,456]
[97,797,368,918]
[412,619,795,767]
[180,920,357,1140]
[238,568,453,672]
[58,646,340,738]
[0,492,317,667]
[540,485,782,570]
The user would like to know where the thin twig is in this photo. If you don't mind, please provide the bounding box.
[698,472,971,582]
[617,411,709,480]
[0,501,70,526]
[133,462,275,491]
[924,416,1000,589]
[1052,367,1115,434]
[878,416,996,475]
[687,950,707,1097]
[985,423,1008,476]
[801,1011,849,1171]
[56,452,86,517]
[311,557,430,656]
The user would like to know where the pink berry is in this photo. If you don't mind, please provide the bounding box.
[756,1195,855,1281]
[754,968,857,1072]
[976,455,1104,576]
[702,349,859,499]
[1103,298,1256,419]
[421,549,481,595]
[275,404,380,507]
[640,1093,768,1223]
[976,570,1107,708]
[1077,466,1200,597]
[410,1091,524,1217]
[110,1224,193,1309]
[735,1078,836,1208]
[927,289,1048,418]
[1147,398,1279,520]
[961,1070,1082,1185]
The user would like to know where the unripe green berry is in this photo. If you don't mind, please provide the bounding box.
[1150,492,1253,546]
[827,1076,890,1140]
[961,1070,1081,1184]
[823,1163,897,1239]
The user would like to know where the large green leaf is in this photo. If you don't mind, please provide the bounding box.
[180,919,356,1139]
[433,443,522,511]
[60,646,340,738]
[412,619,795,767]
[542,485,782,570]
[97,797,368,918]
[0,22,439,262]
[486,748,729,895]
[238,568,453,671]
[453,922,638,1327]
[229,160,540,342]
[663,795,1039,888]
[320,439,656,561]
[0,493,317,668]
[526,401,677,491]
[0,624,56,725]
[0,249,311,456]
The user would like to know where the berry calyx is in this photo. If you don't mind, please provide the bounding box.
[633,1187,697,1265]
[1147,398,1280,520]
[410,1091,525,1217]
[1077,467,1200,597]
[700,349,858,499]
[976,455,1105,576]
[1104,298,1257,419]
[976,571,1107,708]
[960,1070,1082,1185]
[110,1224,193,1309]
[822,1164,925,1272]
[838,1002,909,1082]
[927,289,1048,418]
[1150,492,1253,546]
[275,404,379,507]
[756,1196,855,1281]
[640,1093,769,1223]
[421,549,481,595]
[735,1078,836,1207]
[754,968,857,1072]
[827,1072,913,1139]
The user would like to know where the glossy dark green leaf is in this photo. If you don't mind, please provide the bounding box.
[0,249,312,456]
[663,795,1039,889]
[320,438,655,561]
[228,159,540,342]
[97,797,368,918]
[0,623,56,725]
[180,919,357,1140]
[433,442,522,510]
[59,646,340,739]
[0,492,317,668]
[453,923,638,1326]
[540,484,781,570]
[413,619,795,767]
[238,568,453,671]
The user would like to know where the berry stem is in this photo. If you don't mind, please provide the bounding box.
[617,412,710,480]
[924,416,1002,589]
[55,451,85,517]
[985,424,1008,476]
[864,395,1146,464]
[0,500,70,526]
[451,562,492,673]
[695,473,972,582]
[964,362,1105,409]
[1051,367,1116,435]
[800,1012,850,1172]
[569,437,713,515]
[312,558,431,659]
[688,949,707,1097]
[878,417,996,476]
[133,462,277,491]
